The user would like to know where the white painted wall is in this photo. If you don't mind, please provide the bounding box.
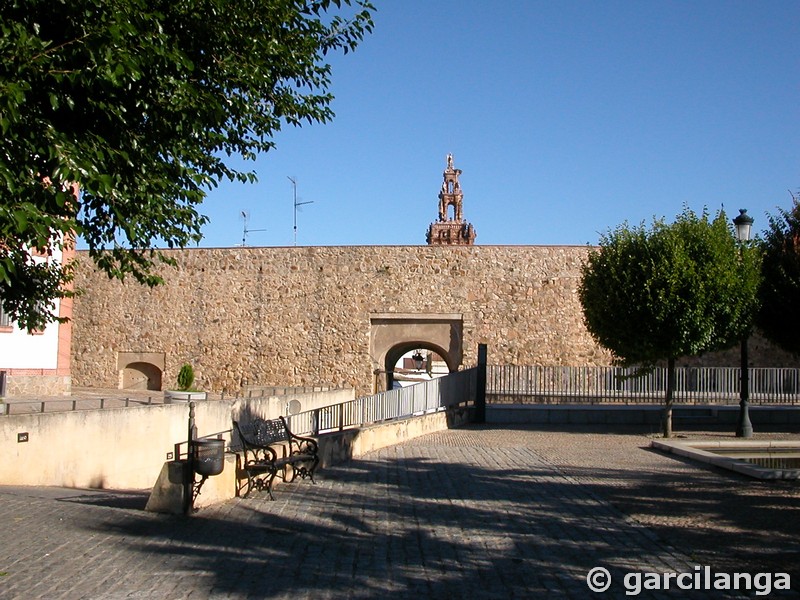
[0,313,60,369]
[0,247,63,370]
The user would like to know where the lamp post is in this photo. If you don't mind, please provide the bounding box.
[733,208,754,438]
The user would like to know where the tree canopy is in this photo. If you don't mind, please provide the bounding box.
[579,207,761,435]
[758,195,800,355]
[0,0,374,331]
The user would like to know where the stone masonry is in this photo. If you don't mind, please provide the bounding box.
[70,245,796,398]
[71,245,604,396]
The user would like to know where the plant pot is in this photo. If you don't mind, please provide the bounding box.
[164,390,208,404]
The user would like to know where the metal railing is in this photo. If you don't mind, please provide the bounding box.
[487,365,800,405]
[0,388,333,416]
[286,368,477,436]
[1,395,160,415]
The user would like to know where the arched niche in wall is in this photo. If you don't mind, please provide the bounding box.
[117,351,166,391]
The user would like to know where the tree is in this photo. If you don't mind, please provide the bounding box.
[0,0,375,331]
[579,207,761,437]
[758,194,800,356]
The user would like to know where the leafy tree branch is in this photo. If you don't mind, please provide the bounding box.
[0,0,375,331]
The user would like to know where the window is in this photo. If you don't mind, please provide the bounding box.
[0,302,11,331]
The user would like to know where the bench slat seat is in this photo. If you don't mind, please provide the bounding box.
[232,416,319,500]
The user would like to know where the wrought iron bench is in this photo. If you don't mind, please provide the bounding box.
[232,416,319,500]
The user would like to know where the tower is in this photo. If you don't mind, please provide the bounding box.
[426,154,477,245]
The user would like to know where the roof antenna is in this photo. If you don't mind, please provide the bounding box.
[288,176,314,246]
[240,211,266,246]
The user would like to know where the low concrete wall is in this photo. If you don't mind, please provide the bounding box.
[0,389,353,490]
[0,387,469,513]
[186,406,470,511]
[487,403,800,429]
[315,404,472,468]
[3,404,192,489]
[243,388,355,420]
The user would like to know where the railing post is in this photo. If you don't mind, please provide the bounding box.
[183,401,197,516]
[475,344,487,423]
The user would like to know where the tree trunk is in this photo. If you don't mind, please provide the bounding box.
[662,357,675,438]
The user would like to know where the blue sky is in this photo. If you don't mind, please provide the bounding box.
[199,0,799,248]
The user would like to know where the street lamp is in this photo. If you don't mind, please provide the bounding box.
[733,209,754,243]
[733,208,754,438]
[411,350,425,371]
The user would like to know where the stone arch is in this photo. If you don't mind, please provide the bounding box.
[117,351,166,391]
[370,313,463,392]
[383,341,451,391]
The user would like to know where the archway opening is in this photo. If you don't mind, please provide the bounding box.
[121,362,163,391]
[370,313,464,393]
[384,342,453,391]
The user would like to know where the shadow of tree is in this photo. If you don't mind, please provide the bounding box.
[559,447,800,577]
[70,425,800,598]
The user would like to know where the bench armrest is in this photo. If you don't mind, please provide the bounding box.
[280,416,319,456]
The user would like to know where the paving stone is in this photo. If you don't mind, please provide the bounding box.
[0,425,798,598]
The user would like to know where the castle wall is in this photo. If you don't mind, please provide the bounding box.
[71,245,797,398]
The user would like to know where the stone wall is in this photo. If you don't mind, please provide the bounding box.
[5,372,71,397]
[71,245,797,398]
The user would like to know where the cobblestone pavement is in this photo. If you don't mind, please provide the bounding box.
[0,425,798,599]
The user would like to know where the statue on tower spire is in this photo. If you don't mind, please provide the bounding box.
[426,154,477,245]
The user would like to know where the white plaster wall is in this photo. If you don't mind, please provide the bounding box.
[0,246,65,370]
[0,300,61,369]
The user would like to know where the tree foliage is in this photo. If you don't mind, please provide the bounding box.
[0,0,374,331]
[757,195,800,355]
[579,207,761,435]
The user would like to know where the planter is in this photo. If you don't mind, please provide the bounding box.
[164,390,208,404]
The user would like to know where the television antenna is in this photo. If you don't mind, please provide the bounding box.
[240,211,266,246]
[288,176,313,246]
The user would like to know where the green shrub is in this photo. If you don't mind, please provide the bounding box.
[177,363,195,391]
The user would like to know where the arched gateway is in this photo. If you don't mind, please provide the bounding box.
[369,313,464,392]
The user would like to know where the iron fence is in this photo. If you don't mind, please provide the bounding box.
[286,368,477,436]
[487,365,800,405]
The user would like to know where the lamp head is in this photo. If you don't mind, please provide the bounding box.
[733,208,754,242]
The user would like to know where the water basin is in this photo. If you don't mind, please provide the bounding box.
[652,440,800,480]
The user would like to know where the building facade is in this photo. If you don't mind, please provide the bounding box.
[0,243,74,397]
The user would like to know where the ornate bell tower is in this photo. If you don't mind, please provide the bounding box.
[426,154,477,245]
